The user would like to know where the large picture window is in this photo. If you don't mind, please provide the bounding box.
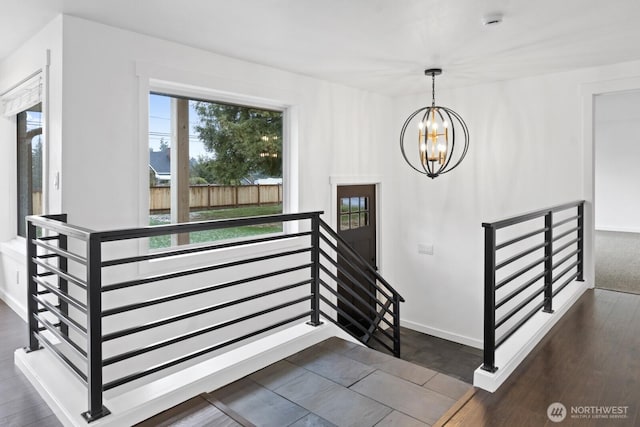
[148,93,284,248]
[17,102,43,237]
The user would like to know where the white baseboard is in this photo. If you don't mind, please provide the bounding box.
[473,280,588,393]
[595,226,640,233]
[401,319,482,349]
[0,287,27,322]
[15,320,356,427]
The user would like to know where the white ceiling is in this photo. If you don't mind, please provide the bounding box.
[3,0,640,96]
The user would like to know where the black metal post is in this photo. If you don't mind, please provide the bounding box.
[307,214,322,326]
[577,202,584,282]
[81,234,110,422]
[543,211,554,313]
[58,214,69,338]
[482,225,498,372]
[26,219,40,352]
[393,295,401,358]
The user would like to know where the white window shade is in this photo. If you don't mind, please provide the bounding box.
[2,72,42,117]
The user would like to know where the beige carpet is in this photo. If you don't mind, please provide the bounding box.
[595,230,640,294]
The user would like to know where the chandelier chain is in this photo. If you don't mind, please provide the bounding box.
[432,73,436,107]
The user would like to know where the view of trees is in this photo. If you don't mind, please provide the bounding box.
[193,102,282,185]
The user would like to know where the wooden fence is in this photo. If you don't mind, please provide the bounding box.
[149,184,282,212]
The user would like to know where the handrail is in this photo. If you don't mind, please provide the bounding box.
[25,210,403,422]
[482,200,584,230]
[481,200,584,373]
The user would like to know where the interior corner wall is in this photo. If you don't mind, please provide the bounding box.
[386,61,640,347]
[594,90,640,233]
[59,15,393,232]
[0,16,63,316]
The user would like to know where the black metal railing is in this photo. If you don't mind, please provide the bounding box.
[481,200,584,373]
[25,211,403,422]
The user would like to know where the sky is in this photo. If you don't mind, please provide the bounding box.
[148,93,211,159]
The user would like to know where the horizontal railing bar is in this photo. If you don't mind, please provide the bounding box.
[96,212,322,243]
[319,245,393,303]
[103,311,311,391]
[552,226,579,243]
[34,331,88,384]
[552,249,580,270]
[37,253,58,259]
[483,200,583,230]
[102,280,311,341]
[553,215,579,228]
[319,276,393,330]
[102,263,311,316]
[552,237,580,256]
[33,258,87,290]
[33,313,87,360]
[496,227,547,251]
[102,231,313,267]
[318,296,393,352]
[318,263,392,318]
[553,272,579,297]
[496,256,546,290]
[319,221,404,302]
[101,247,311,292]
[36,271,55,277]
[103,295,311,366]
[27,215,93,241]
[33,277,87,313]
[495,242,547,270]
[34,296,87,337]
[319,309,395,355]
[496,271,545,310]
[37,235,61,241]
[319,279,394,335]
[496,300,546,349]
[552,260,579,285]
[37,290,52,295]
[495,285,545,329]
[34,239,87,265]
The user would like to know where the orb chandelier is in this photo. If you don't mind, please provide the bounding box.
[400,69,469,179]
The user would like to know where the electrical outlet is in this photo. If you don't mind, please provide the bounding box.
[418,243,433,255]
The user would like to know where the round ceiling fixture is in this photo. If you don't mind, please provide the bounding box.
[399,69,469,179]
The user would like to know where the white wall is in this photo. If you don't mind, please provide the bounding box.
[0,16,63,316]
[594,90,640,232]
[4,13,640,356]
[386,62,640,347]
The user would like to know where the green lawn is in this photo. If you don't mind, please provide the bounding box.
[149,204,283,249]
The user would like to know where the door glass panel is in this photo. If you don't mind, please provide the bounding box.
[360,212,368,226]
[363,197,369,211]
[340,198,350,213]
[350,213,360,228]
[350,197,359,212]
[340,214,350,230]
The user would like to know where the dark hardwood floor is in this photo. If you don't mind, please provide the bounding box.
[0,300,61,426]
[441,289,640,426]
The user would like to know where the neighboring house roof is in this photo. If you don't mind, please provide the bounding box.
[149,148,171,181]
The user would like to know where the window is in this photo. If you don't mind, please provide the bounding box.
[340,196,369,231]
[148,93,284,248]
[16,103,43,237]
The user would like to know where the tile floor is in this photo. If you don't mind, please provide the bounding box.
[144,337,473,426]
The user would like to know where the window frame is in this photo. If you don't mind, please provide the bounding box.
[0,65,49,245]
[136,71,299,269]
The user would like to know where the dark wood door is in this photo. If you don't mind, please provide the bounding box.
[337,185,376,335]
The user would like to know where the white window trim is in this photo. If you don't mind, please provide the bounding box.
[135,63,301,272]
[0,51,50,250]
